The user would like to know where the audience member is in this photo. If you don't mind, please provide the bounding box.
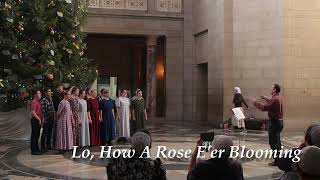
[188,135,244,180]
[106,131,167,180]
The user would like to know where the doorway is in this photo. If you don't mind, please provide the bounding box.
[195,63,208,122]
[85,34,166,117]
[86,34,147,98]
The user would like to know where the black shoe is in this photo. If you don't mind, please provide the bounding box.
[41,149,48,153]
[31,151,42,155]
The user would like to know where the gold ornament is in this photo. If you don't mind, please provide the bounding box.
[73,43,79,49]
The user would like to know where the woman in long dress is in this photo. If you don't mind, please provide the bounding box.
[100,89,116,145]
[79,90,91,147]
[116,90,131,138]
[88,90,101,146]
[69,87,80,146]
[232,87,248,132]
[131,89,147,132]
[55,91,74,152]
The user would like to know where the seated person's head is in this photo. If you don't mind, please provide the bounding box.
[131,132,151,157]
[212,135,233,158]
[304,125,320,147]
[139,129,152,148]
[297,146,320,180]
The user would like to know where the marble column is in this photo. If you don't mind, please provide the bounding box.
[146,36,158,116]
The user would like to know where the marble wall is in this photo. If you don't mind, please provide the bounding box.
[282,0,320,131]
[233,0,282,120]
[192,0,233,126]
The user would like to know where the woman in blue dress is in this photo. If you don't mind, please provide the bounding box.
[99,89,116,145]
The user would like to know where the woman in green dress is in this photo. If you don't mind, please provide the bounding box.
[131,89,147,132]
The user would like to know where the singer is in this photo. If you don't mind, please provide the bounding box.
[251,83,284,166]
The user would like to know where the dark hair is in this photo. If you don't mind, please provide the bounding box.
[136,89,142,94]
[85,87,91,94]
[56,83,63,88]
[33,89,41,95]
[305,125,319,146]
[43,88,52,95]
[296,162,320,179]
[273,84,281,93]
[121,89,127,93]
[79,90,86,95]
[100,88,106,94]
[71,87,79,94]
[64,90,70,96]
[45,88,52,92]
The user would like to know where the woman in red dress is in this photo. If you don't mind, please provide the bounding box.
[87,90,101,146]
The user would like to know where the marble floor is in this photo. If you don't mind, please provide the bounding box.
[0,121,304,180]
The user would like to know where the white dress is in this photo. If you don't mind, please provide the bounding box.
[79,99,90,146]
[115,97,130,138]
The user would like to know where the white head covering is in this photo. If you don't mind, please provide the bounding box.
[298,146,320,176]
[212,135,233,157]
[234,87,241,94]
[131,132,151,155]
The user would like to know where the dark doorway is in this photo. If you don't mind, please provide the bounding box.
[195,63,208,122]
[86,34,147,98]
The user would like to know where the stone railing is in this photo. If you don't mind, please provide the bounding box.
[86,0,182,12]
[156,0,182,13]
[86,0,147,10]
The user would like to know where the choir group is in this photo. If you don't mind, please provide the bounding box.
[30,82,147,155]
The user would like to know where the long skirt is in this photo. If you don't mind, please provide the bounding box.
[55,117,74,150]
[101,115,116,144]
[80,112,90,147]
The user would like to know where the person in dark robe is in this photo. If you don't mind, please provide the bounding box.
[232,87,248,133]
[52,83,64,147]
[131,90,147,133]
[52,84,64,112]
[99,89,116,145]
[88,90,101,146]
[233,87,248,109]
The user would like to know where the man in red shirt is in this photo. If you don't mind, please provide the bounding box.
[252,84,283,166]
[30,90,43,155]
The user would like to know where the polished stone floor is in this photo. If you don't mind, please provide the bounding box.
[0,121,304,180]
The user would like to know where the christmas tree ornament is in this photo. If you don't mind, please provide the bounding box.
[6,17,14,23]
[57,11,63,17]
[50,50,55,56]
[11,54,18,59]
[73,42,79,49]
[48,1,55,7]
[4,2,12,9]
[66,48,73,54]
[18,25,24,31]
[47,60,55,66]
[2,50,10,55]
[4,69,12,74]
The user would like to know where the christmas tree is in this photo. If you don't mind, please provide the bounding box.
[0,0,96,111]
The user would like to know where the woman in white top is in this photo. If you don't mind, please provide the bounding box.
[116,90,131,138]
[78,90,91,147]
